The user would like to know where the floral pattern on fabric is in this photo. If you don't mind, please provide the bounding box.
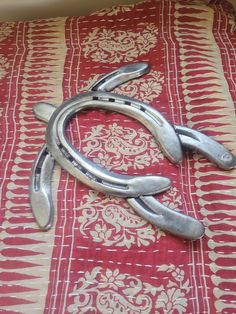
[0,22,14,42]
[80,71,164,103]
[0,55,9,79]
[78,191,164,248]
[116,71,164,102]
[82,23,158,63]
[81,123,164,171]
[67,264,190,314]
[160,187,183,211]
[78,187,182,248]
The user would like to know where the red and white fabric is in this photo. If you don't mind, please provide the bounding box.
[0,0,236,313]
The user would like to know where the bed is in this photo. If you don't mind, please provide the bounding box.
[0,0,236,313]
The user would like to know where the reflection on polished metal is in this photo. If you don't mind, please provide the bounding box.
[127,197,204,240]
[29,62,236,240]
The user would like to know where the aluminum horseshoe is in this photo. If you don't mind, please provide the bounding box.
[31,97,204,239]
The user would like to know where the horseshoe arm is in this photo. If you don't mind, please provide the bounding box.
[91,62,150,92]
[30,145,55,230]
[45,92,183,196]
[127,196,204,240]
[175,125,236,170]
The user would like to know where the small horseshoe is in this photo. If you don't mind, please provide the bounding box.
[46,91,183,192]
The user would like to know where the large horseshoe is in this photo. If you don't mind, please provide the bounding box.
[29,62,236,239]
[31,95,204,240]
[32,62,236,239]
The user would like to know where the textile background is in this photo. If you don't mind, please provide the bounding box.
[0,0,236,313]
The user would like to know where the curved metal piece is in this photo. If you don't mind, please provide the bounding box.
[30,144,55,230]
[33,98,236,172]
[175,125,236,170]
[30,139,203,239]
[47,91,183,168]
[46,93,175,197]
[91,62,151,92]
[32,96,235,238]
[30,64,206,239]
[33,101,204,239]
[45,96,204,239]
[127,196,205,240]
[33,102,57,123]
[31,100,204,239]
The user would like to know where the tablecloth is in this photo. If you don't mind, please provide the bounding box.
[0,0,236,313]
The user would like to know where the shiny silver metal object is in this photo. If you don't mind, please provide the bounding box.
[34,101,236,171]
[32,97,204,239]
[36,101,172,198]
[175,125,236,170]
[91,62,150,92]
[31,62,231,239]
[127,197,204,240]
[30,145,55,230]
[46,91,183,188]
[91,64,235,169]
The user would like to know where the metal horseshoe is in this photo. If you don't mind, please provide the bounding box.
[31,97,204,239]
[31,62,236,240]
[92,64,236,170]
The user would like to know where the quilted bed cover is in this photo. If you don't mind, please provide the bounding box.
[0,0,236,313]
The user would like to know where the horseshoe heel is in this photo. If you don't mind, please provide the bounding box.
[91,62,151,92]
[175,125,236,170]
[127,197,204,240]
[30,144,55,230]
